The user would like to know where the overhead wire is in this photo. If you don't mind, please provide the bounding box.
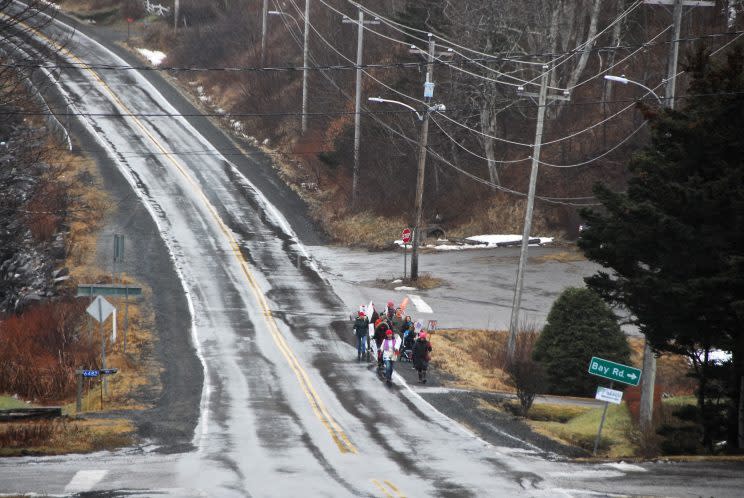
[320,0,543,89]
[278,0,597,204]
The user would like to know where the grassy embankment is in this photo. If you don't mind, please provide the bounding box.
[0,148,158,455]
[429,329,696,457]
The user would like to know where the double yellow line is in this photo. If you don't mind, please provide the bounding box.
[24,17,410,494]
[21,19,356,455]
[372,479,407,498]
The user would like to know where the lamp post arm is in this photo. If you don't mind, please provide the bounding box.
[368,97,422,120]
[604,75,663,106]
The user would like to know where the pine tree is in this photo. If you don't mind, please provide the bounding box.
[579,46,744,451]
[533,287,630,396]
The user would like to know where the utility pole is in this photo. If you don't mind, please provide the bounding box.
[410,37,435,281]
[506,67,570,359]
[174,0,179,30]
[408,36,453,280]
[301,0,310,135]
[643,0,714,109]
[343,7,379,208]
[260,0,268,66]
[639,0,714,431]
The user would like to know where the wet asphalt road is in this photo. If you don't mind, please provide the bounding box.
[1,4,743,497]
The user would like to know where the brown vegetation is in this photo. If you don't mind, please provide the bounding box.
[0,418,134,456]
[0,300,98,401]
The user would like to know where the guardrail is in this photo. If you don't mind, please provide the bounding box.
[0,407,63,422]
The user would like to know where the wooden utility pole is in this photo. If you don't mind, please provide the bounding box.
[507,67,570,359]
[260,0,268,66]
[301,0,310,135]
[639,0,714,431]
[410,37,436,281]
[343,6,379,208]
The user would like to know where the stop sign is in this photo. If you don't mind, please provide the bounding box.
[401,228,412,244]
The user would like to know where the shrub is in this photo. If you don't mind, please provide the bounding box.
[533,287,630,396]
[503,327,545,416]
[0,299,97,400]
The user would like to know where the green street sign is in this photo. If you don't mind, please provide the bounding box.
[77,284,142,297]
[588,356,642,386]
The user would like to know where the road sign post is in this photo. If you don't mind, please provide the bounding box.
[76,369,101,412]
[402,228,412,280]
[588,356,640,455]
[78,285,142,354]
[86,296,115,395]
[593,382,614,455]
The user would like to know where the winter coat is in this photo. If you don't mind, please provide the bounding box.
[381,334,402,361]
[412,338,432,370]
[374,321,389,346]
[353,316,369,338]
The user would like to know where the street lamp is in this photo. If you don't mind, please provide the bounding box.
[367,96,446,281]
[603,74,663,105]
[603,72,665,434]
[269,7,309,135]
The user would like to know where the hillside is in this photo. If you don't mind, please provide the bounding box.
[62,0,744,244]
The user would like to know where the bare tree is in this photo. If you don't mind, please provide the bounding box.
[502,324,545,416]
[438,0,614,185]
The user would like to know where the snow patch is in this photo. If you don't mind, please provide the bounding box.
[136,48,166,66]
[602,462,647,472]
[394,233,553,250]
[394,286,417,291]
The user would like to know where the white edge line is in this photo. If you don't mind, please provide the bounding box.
[31,13,211,448]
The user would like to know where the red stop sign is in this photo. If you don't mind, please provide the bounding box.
[401,228,412,244]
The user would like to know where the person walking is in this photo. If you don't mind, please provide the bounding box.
[412,332,433,383]
[353,311,369,361]
[381,329,401,386]
[373,318,389,371]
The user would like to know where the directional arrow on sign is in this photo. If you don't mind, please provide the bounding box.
[588,356,642,386]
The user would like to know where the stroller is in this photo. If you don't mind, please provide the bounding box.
[399,331,415,362]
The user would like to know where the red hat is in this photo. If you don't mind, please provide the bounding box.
[358,311,365,317]
[386,330,393,336]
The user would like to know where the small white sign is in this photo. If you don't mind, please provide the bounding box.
[86,296,115,323]
[595,386,623,405]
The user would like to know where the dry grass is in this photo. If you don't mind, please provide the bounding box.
[326,211,407,248]
[533,250,586,263]
[447,193,556,238]
[0,418,134,456]
[529,403,638,457]
[430,329,512,392]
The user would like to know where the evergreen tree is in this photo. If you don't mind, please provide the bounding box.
[533,287,630,396]
[578,46,744,451]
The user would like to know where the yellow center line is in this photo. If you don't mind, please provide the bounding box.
[371,479,394,498]
[17,17,356,455]
[384,480,407,498]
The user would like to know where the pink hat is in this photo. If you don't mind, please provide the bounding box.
[358,312,365,317]
[387,300,394,307]
[419,332,427,339]
[386,330,393,336]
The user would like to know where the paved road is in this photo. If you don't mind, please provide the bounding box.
[0,5,743,497]
[310,245,602,330]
